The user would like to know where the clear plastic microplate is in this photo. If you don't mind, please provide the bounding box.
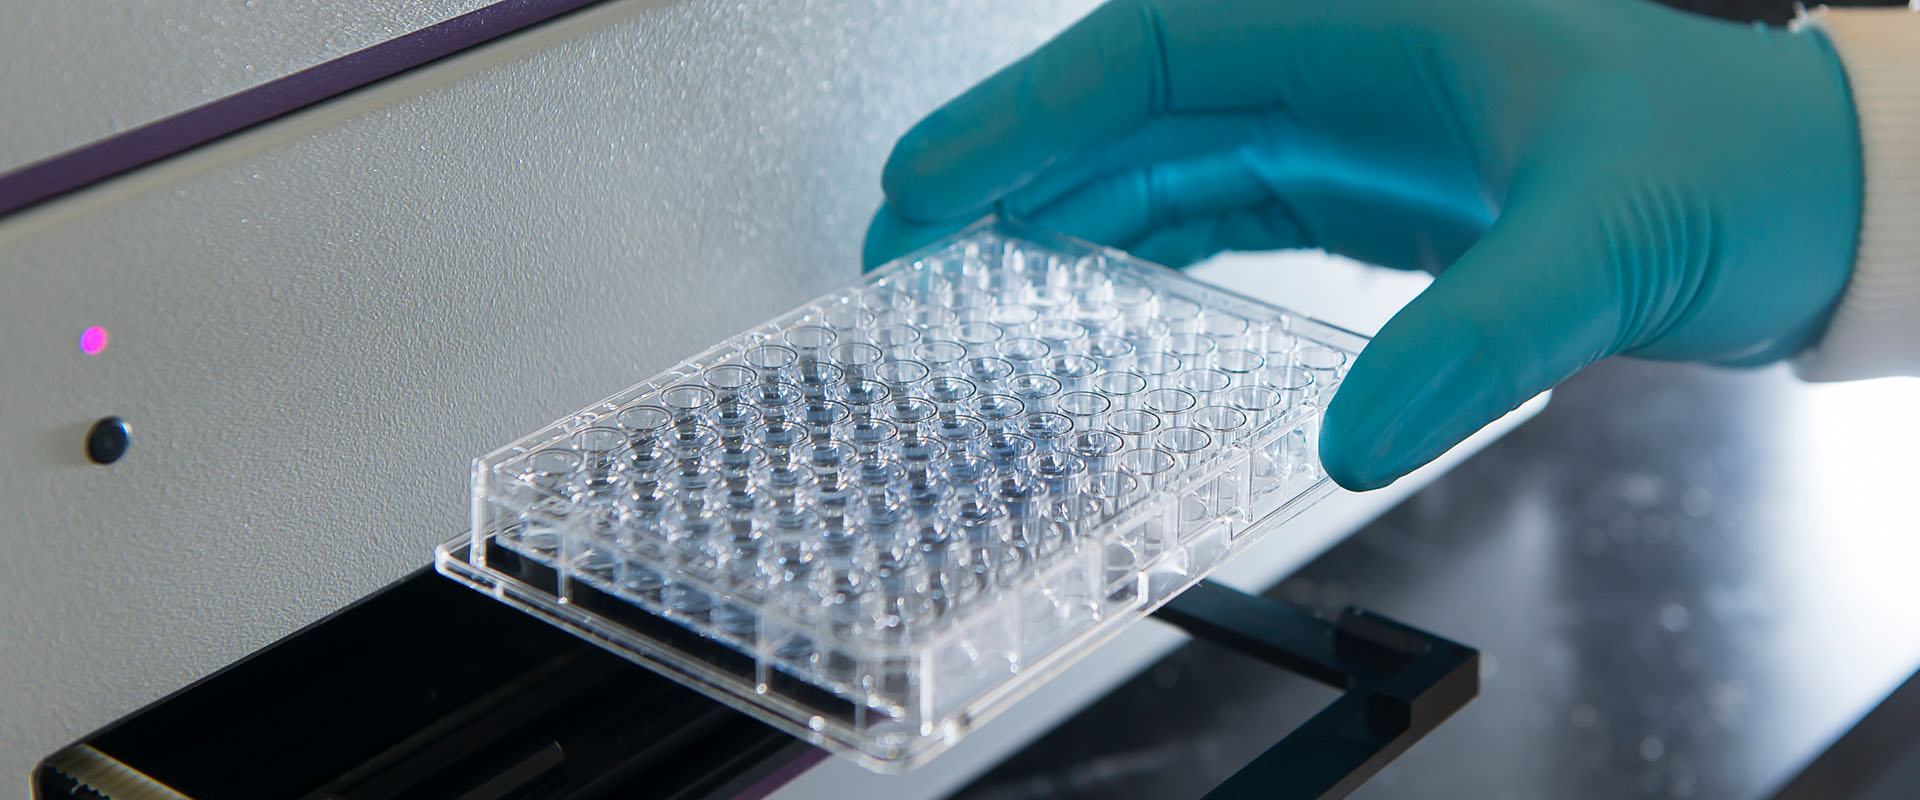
[435,217,1367,771]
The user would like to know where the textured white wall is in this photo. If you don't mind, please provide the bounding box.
[0,0,493,172]
[0,0,1102,787]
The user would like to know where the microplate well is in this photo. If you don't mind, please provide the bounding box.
[435,218,1367,771]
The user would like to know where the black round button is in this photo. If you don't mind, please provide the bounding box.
[86,416,130,465]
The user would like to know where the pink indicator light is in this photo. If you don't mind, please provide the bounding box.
[79,326,109,355]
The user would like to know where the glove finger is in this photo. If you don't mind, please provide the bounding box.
[1024,143,1491,273]
[862,203,978,271]
[882,0,1466,225]
[870,113,1285,270]
[1319,184,1616,490]
[882,1,1255,222]
[999,112,1274,219]
[1020,148,1288,248]
[864,160,1307,273]
[1124,208,1311,268]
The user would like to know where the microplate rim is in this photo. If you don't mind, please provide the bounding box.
[447,215,1365,770]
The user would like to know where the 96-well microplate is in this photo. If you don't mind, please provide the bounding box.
[436,218,1367,771]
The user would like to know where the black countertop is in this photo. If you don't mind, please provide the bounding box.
[956,359,1920,800]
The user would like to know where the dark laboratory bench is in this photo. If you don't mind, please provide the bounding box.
[957,359,1920,800]
[32,569,818,800]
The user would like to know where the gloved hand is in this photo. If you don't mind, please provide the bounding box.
[864,0,1862,490]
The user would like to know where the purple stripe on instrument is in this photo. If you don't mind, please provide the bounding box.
[0,0,606,219]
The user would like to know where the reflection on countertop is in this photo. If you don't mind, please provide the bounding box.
[956,359,1920,800]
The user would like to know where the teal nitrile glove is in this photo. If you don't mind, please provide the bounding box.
[864,0,1862,491]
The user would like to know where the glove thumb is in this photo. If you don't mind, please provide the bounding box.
[1319,184,1617,490]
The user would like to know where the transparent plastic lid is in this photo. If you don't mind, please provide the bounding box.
[436,218,1365,771]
